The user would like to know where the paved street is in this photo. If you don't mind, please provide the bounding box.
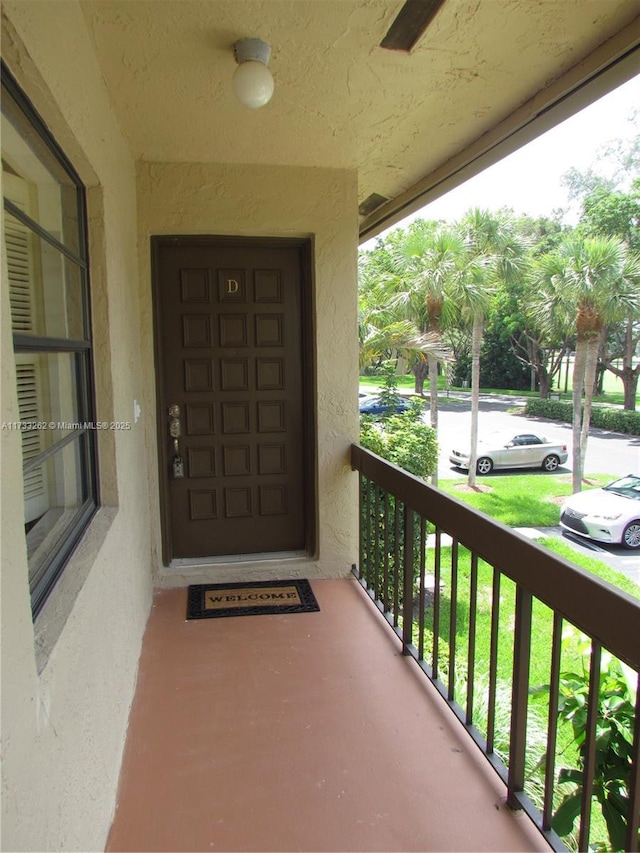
[427,392,640,585]
[430,391,639,482]
[360,388,640,581]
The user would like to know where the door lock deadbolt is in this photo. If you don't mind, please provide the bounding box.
[168,404,183,478]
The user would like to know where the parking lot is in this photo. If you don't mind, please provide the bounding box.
[432,392,639,481]
[430,392,640,584]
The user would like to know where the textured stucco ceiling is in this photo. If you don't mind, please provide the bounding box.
[80,0,640,230]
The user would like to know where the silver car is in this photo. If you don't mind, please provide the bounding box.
[449,431,569,475]
[560,474,640,550]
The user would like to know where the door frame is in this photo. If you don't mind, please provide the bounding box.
[150,235,317,566]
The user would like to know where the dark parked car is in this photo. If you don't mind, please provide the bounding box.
[359,395,411,416]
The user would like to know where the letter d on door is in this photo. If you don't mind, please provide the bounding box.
[227,278,239,294]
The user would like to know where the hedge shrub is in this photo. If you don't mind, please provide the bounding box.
[524,398,640,436]
[360,402,438,479]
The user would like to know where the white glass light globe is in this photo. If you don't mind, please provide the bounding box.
[232,61,274,109]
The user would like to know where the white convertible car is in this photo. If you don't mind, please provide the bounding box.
[449,431,569,475]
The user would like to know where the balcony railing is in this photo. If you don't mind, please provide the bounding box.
[351,444,640,853]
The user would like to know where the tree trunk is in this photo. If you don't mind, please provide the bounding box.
[622,318,638,411]
[428,353,439,486]
[594,363,605,396]
[580,335,601,481]
[467,313,483,488]
[427,353,438,430]
[623,369,639,411]
[571,341,587,493]
[413,359,428,395]
[538,372,551,399]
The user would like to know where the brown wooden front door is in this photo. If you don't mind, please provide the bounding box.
[153,237,312,561]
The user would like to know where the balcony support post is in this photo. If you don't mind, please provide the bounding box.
[507,585,532,809]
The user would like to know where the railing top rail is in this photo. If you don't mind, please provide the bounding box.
[352,443,640,669]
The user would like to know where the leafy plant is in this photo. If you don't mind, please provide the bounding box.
[381,408,438,478]
[359,364,438,479]
[376,362,404,419]
[533,644,637,851]
[359,419,386,457]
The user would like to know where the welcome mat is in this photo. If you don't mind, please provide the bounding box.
[186,579,320,620]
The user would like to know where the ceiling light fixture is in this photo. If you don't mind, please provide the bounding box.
[232,38,274,109]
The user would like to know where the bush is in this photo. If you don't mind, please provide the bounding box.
[359,419,386,457]
[360,403,438,479]
[524,399,640,436]
[590,406,640,435]
[359,365,439,479]
[532,646,637,852]
[525,398,573,421]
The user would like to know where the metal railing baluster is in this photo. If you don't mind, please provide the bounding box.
[486,567,501,755]
[358,473,365,580]
[402,509,415,653]
[507,585,533,809]
[448,538,459,702]
[364,475,372,587]
[418,516,426,660]
[577,641,601,852]
[373,484,380,602]
[393,498,401,627]
[432,528,441,681]
[466,552,478,725]
[383,492,390,613]
[543,612,563,831]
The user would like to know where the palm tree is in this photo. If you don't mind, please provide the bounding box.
[358,247,451,376]
[379,223,465,485]
[532,236,640,492]
[447,255,494,487]
[389,226,463,422]
[456,209,531,486]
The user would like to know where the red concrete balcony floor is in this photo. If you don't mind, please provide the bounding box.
[107,578,551,853]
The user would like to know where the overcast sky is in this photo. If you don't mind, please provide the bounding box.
[363,73,640,248]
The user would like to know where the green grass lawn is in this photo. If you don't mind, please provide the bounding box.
[439,472,611,527]
[359,374,628,406]
[439,471,638,596]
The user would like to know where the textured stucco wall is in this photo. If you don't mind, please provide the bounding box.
[1,3,152,851]
[137,161,360,584]
[0,3,361,849]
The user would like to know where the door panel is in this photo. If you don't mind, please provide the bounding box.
[154,239,309,560]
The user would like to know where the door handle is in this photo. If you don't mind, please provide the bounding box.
[168,404,183,478]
